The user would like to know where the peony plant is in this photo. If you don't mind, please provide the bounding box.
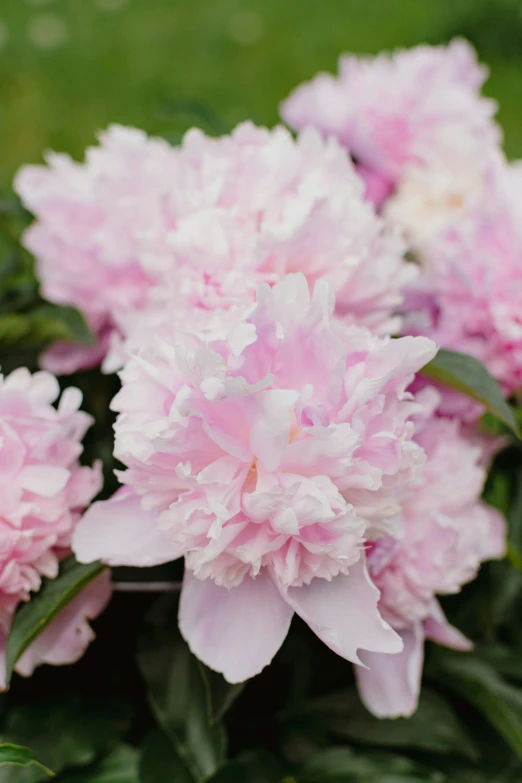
[1,36,522,783]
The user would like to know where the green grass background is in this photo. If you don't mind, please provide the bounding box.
[1,0,522,188]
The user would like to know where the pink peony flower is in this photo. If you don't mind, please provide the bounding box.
[106,123,417,370]
[357,403,505,717]
[281,39,499,202]
[383,147,499,253]
[14,125,180,374]
[404,160,522,397]
[0,368,106,688]
[17,122,415,373]
[74,273,437,683]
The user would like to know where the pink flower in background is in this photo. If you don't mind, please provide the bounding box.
[74,273,437,682]
[357,403,505,717]
[106,123,416,369]
[0,368,105,688]
[281,39,499,205]
[17,121,415,374]
[107,123,417,369]
[404,160,522,397]
[381,147,501,253]
[163,123,413,328]
[15,125,180,374]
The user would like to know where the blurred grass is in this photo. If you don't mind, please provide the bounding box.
[1,0,522,188]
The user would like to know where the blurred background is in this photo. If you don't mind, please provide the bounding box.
[1,0,522,189]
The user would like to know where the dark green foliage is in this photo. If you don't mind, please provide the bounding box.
[0,744,54,781]
[421,348,519,437]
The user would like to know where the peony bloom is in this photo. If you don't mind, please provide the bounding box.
[0,368,107,688]
[74,274,437,683]
[17,122,415,373]
[281,39,500,231]
[14,125,179,374]
[404,160,522,397]
[357,401,505,717]
[106,122,416,370]
[382,146,499,253]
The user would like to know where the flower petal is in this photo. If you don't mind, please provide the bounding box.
[424,600,472,651]
[16,571,112,677]
[179,568,293,683]
[245,389,299,472]
[355,621,424,718]
[282,558,402,664]
[73,487,183,566]
[18,465,70,497]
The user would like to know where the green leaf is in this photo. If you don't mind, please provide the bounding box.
[0,698,130,776]
[301,688,476,759]
[57,745,139,782]
[199,664,245,724]
[202,762,250,783]
[5,556,107,685]
[139,731,192,783]
[420,348,519,437]
[32,304,96,346]
[297,748,446,782]
[0,304,95,350]
[488,561,522,625]
[204,752,288,783]
[506,468,522,569]
[137,595,226,782]
[474,644,522,683]
[0,744,54,780]
[484,470,511,518]
[433,652,522,760]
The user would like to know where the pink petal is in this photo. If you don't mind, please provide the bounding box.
[179,568,293,683]
[282,558,403,664]
[41,339,109,375]
[73,487,183,566]
[16,571,112,677]
[245,390,299,472]
[424,600,472,651]
[356,164,394,209]
[18,465,70,497]
[355,622,424,718]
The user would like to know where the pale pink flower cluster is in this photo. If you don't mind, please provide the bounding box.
[0,368,109,688]
[405,162,522,397]
[15,126,179,374]
[358,403,505,716]
[16,123,415,373]
[74,274,437,683]
[281,39,522,399]
[281,38,499,212]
